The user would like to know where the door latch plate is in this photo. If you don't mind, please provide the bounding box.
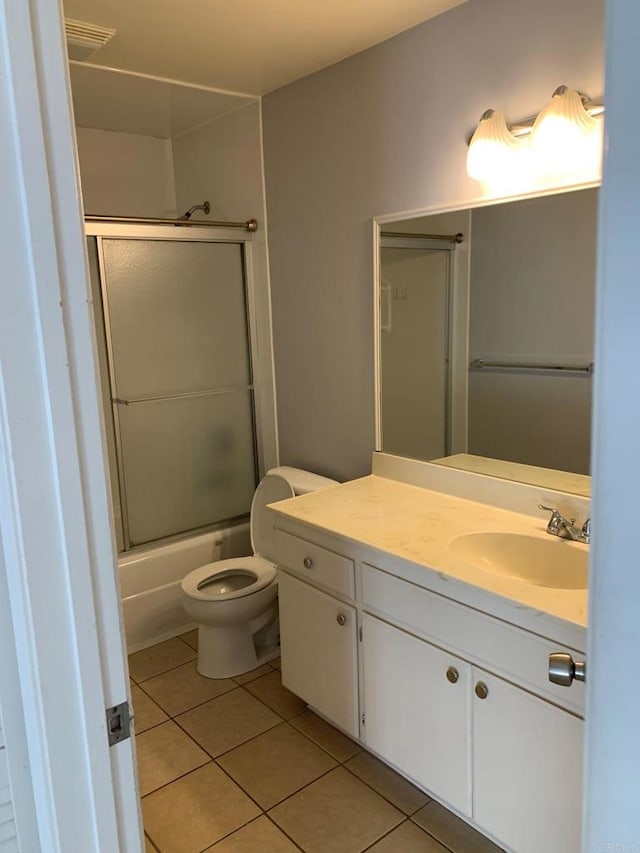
[106,700,131,746]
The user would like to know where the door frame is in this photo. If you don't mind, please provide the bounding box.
[377,235,456,457]
[0,0,142,849]
[86,223,266,552]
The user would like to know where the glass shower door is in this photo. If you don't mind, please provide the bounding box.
[380,242,452,461]
[99,238,257,547]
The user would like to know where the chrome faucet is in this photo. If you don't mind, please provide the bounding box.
[538,505,591,544]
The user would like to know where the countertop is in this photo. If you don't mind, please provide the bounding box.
[269,474,588,637]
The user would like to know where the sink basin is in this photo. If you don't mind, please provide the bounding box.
[448,532,588,589]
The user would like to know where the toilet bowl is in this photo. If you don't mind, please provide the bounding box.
[181,466,337,678]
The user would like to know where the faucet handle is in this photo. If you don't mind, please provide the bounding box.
[581,518,591,542]
[538,504,574,523]
[538,504,565,533]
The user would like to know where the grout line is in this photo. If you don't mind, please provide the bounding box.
[140,756,215,800]
[201,720,287,772]
[130,653,199,685]
[136,679,238,719]
[143,830,162,852]
[408,812,465,853]
[196,814,266,852]
[263,813,305,852]
[170,692,285,761]
[340,757,432,821]
[360,818,409,852]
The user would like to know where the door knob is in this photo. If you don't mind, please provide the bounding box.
[336,613,347,626]
[548,652,586,686]
[446,666,459,684]
[303,557,313,569]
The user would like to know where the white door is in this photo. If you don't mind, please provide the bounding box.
[362,614,470,814]
[472,668,583,853]
[0,0,141,850]
[278,571,359,736]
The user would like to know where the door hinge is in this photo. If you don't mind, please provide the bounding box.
[359,625,363,642]
[361,712,366,727]
[106,700,131,746]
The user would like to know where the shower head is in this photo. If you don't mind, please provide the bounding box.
[180,201,211,220]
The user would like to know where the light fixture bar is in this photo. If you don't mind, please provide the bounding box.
[467,96,604,144]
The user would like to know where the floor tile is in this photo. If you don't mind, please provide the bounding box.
[269,766,403,852]
[366,820,449,852]
[290,710,361,762]
[131,684,168,734]
[176,687,281,757]
[205,815,299,851]
[233,663,274,685]
[218,722,337,809]
[136,720,210,796]
[412,801,505,852]
[345,751,430,815]
[140,661,236,717]
[245,670,306,719]
[143,763,260,853]
[181,628,199,650]
[129,637,196,682]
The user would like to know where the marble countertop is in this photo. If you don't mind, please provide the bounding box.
[269,475,588,633]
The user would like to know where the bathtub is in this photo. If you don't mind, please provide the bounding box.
[118,522,251,653]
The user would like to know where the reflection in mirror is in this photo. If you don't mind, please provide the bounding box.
[377,187,597,495]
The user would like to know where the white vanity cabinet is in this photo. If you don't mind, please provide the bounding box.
[362,613,471,815]
[276,531,359,737]
[273,516,585,853]
[471,668,583,853]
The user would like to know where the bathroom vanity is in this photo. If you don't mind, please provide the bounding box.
[270,457,588,853]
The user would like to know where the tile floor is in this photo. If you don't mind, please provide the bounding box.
[129,633,504,853]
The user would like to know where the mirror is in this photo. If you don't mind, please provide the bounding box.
[376,186,598,496]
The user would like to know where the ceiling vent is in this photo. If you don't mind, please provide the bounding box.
[65,18,116,62]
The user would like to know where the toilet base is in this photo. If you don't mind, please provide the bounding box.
[196,609,279,679]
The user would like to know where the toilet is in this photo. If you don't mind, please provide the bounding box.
[181,466,337,678]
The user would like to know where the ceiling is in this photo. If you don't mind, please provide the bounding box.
[63,0,467,96]
[69,63,253,138]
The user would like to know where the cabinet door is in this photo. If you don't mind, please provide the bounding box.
[472,669,583,853]
[278,570,359,736]
[362,614,470,814]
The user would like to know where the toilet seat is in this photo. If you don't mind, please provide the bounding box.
[181,556,276,602]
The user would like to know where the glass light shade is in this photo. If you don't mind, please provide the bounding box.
[466,110,522,183]
[531,87,601,179]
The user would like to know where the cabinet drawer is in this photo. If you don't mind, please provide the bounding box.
[275,529,355,598]
[362,563,585,716]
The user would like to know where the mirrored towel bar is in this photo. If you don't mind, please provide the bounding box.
[470,359,594,374]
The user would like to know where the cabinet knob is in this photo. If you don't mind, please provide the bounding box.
[336,613,347,626]
[548,652,586,686]
[446,666,459,684]
[475,681,489,700]
[303,557,313,569]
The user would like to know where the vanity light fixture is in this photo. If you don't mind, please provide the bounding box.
[467,85,604,186]
[530,86,602,178]
[466,110,522,183]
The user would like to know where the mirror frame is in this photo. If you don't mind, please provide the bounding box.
[372,179,600,491]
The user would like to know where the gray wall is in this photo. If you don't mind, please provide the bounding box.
[262,0,604,481]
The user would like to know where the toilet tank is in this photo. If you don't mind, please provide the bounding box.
[266,466,338,495]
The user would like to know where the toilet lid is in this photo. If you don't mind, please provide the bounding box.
[250,473,295,562]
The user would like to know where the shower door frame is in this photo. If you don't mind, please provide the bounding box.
[86,221,267,551]
[376,233,458,459]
